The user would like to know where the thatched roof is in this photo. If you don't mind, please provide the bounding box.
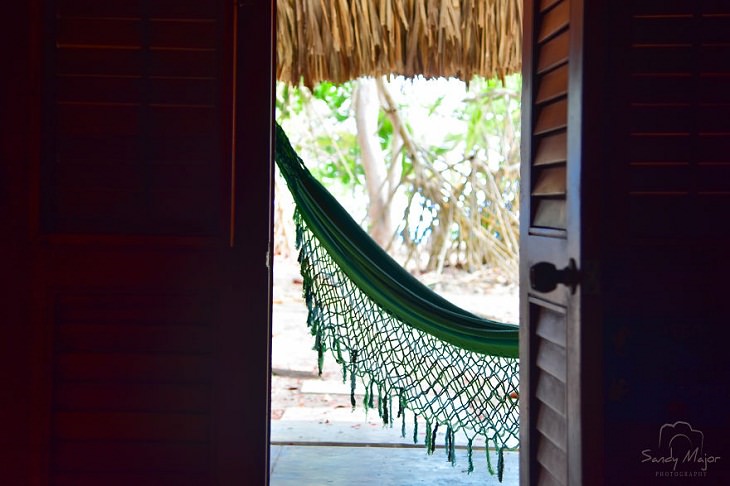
[276,0,522,87]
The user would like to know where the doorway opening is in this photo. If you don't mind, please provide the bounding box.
[269,75,521,484]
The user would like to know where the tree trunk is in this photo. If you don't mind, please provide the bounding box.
[354,77,393,247]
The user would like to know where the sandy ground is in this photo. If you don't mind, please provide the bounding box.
[270,254,519,421]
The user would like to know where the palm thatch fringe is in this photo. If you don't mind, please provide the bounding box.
[277,0,522,86]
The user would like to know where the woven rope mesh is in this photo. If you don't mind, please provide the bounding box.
[293,209,520,468]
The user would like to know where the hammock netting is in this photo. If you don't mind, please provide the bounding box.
[274,123,520,480]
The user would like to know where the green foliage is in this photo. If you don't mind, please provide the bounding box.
[311,82,353,122]
[311,131,362,185]
[276,81,362,187]
[455,76,521,163]
[427,95,445,116]
[275,82,306,119]
[275,75,522,279]
[376,111,395,151]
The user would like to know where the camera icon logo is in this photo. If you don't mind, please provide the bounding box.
[657,421,704,459]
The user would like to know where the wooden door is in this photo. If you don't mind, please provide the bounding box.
[599,1,730,483]
[0,0,274,483]
[520,0,603,484]
[522,1,730,484]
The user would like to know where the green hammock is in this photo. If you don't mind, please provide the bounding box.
[274,122,520,480]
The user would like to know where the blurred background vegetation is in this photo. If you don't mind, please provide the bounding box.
[275,75,521,284]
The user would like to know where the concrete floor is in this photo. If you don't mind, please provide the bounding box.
[270,418,518,485]
[270,445,519,486]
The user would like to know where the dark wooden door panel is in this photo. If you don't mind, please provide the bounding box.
[598,4,730,483]
[3,0,276,484]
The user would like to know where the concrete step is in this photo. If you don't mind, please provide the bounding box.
[272,411,489,449]
[299,378,365,396]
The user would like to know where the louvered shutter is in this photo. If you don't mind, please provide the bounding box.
[625,2,730,240]
[25,0,274,483]
[521,1,580,485]
[43,0,226,235]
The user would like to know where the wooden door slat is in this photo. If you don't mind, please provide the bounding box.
[701,16,730,43]
[57,135,220,162]
[631,46,693,74]
[57,18,142,46]
[536,338,567,382]
[57,49,217,77]
[537,31,569,73]
[148,106,217,136]
[535,369,566,416]
[688,46,730,75]
[630,1,692,16]
[534,99,568,135]
[537,465,565,486]
[629,164,691,193]
[629,105,693,133]
[631,16,695,45]
[150,21,217,49]
[58,0,218,18]
[54,190,144,224]
[628,134,691,163]
[699,133,730,162]
[53,442,209,472]
[699,105,730,132]
[57,76,217,106]
[536,405,567,452]
[56,162,145,191]
[57,325,213,353]
[537,436,568,484]
[532,166,567,196]
[532,199,567,229]
[629,75,694,104]
[57,104,140,136]
[55,19,220,53]
[57,293,213,326]
[54,412,209,441]
[55,383,210,412]
[535,308,566,347]
[699,75,730,103]
[536,65,568,104]
[538,1,569,43]
[540,0,562,12]
[698,163,730,192]
[56,354,212,383]
[534,132,567,166]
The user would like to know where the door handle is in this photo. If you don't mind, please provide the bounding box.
[530,258,579,294]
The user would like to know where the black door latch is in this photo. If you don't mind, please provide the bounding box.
[530,258,579,294]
